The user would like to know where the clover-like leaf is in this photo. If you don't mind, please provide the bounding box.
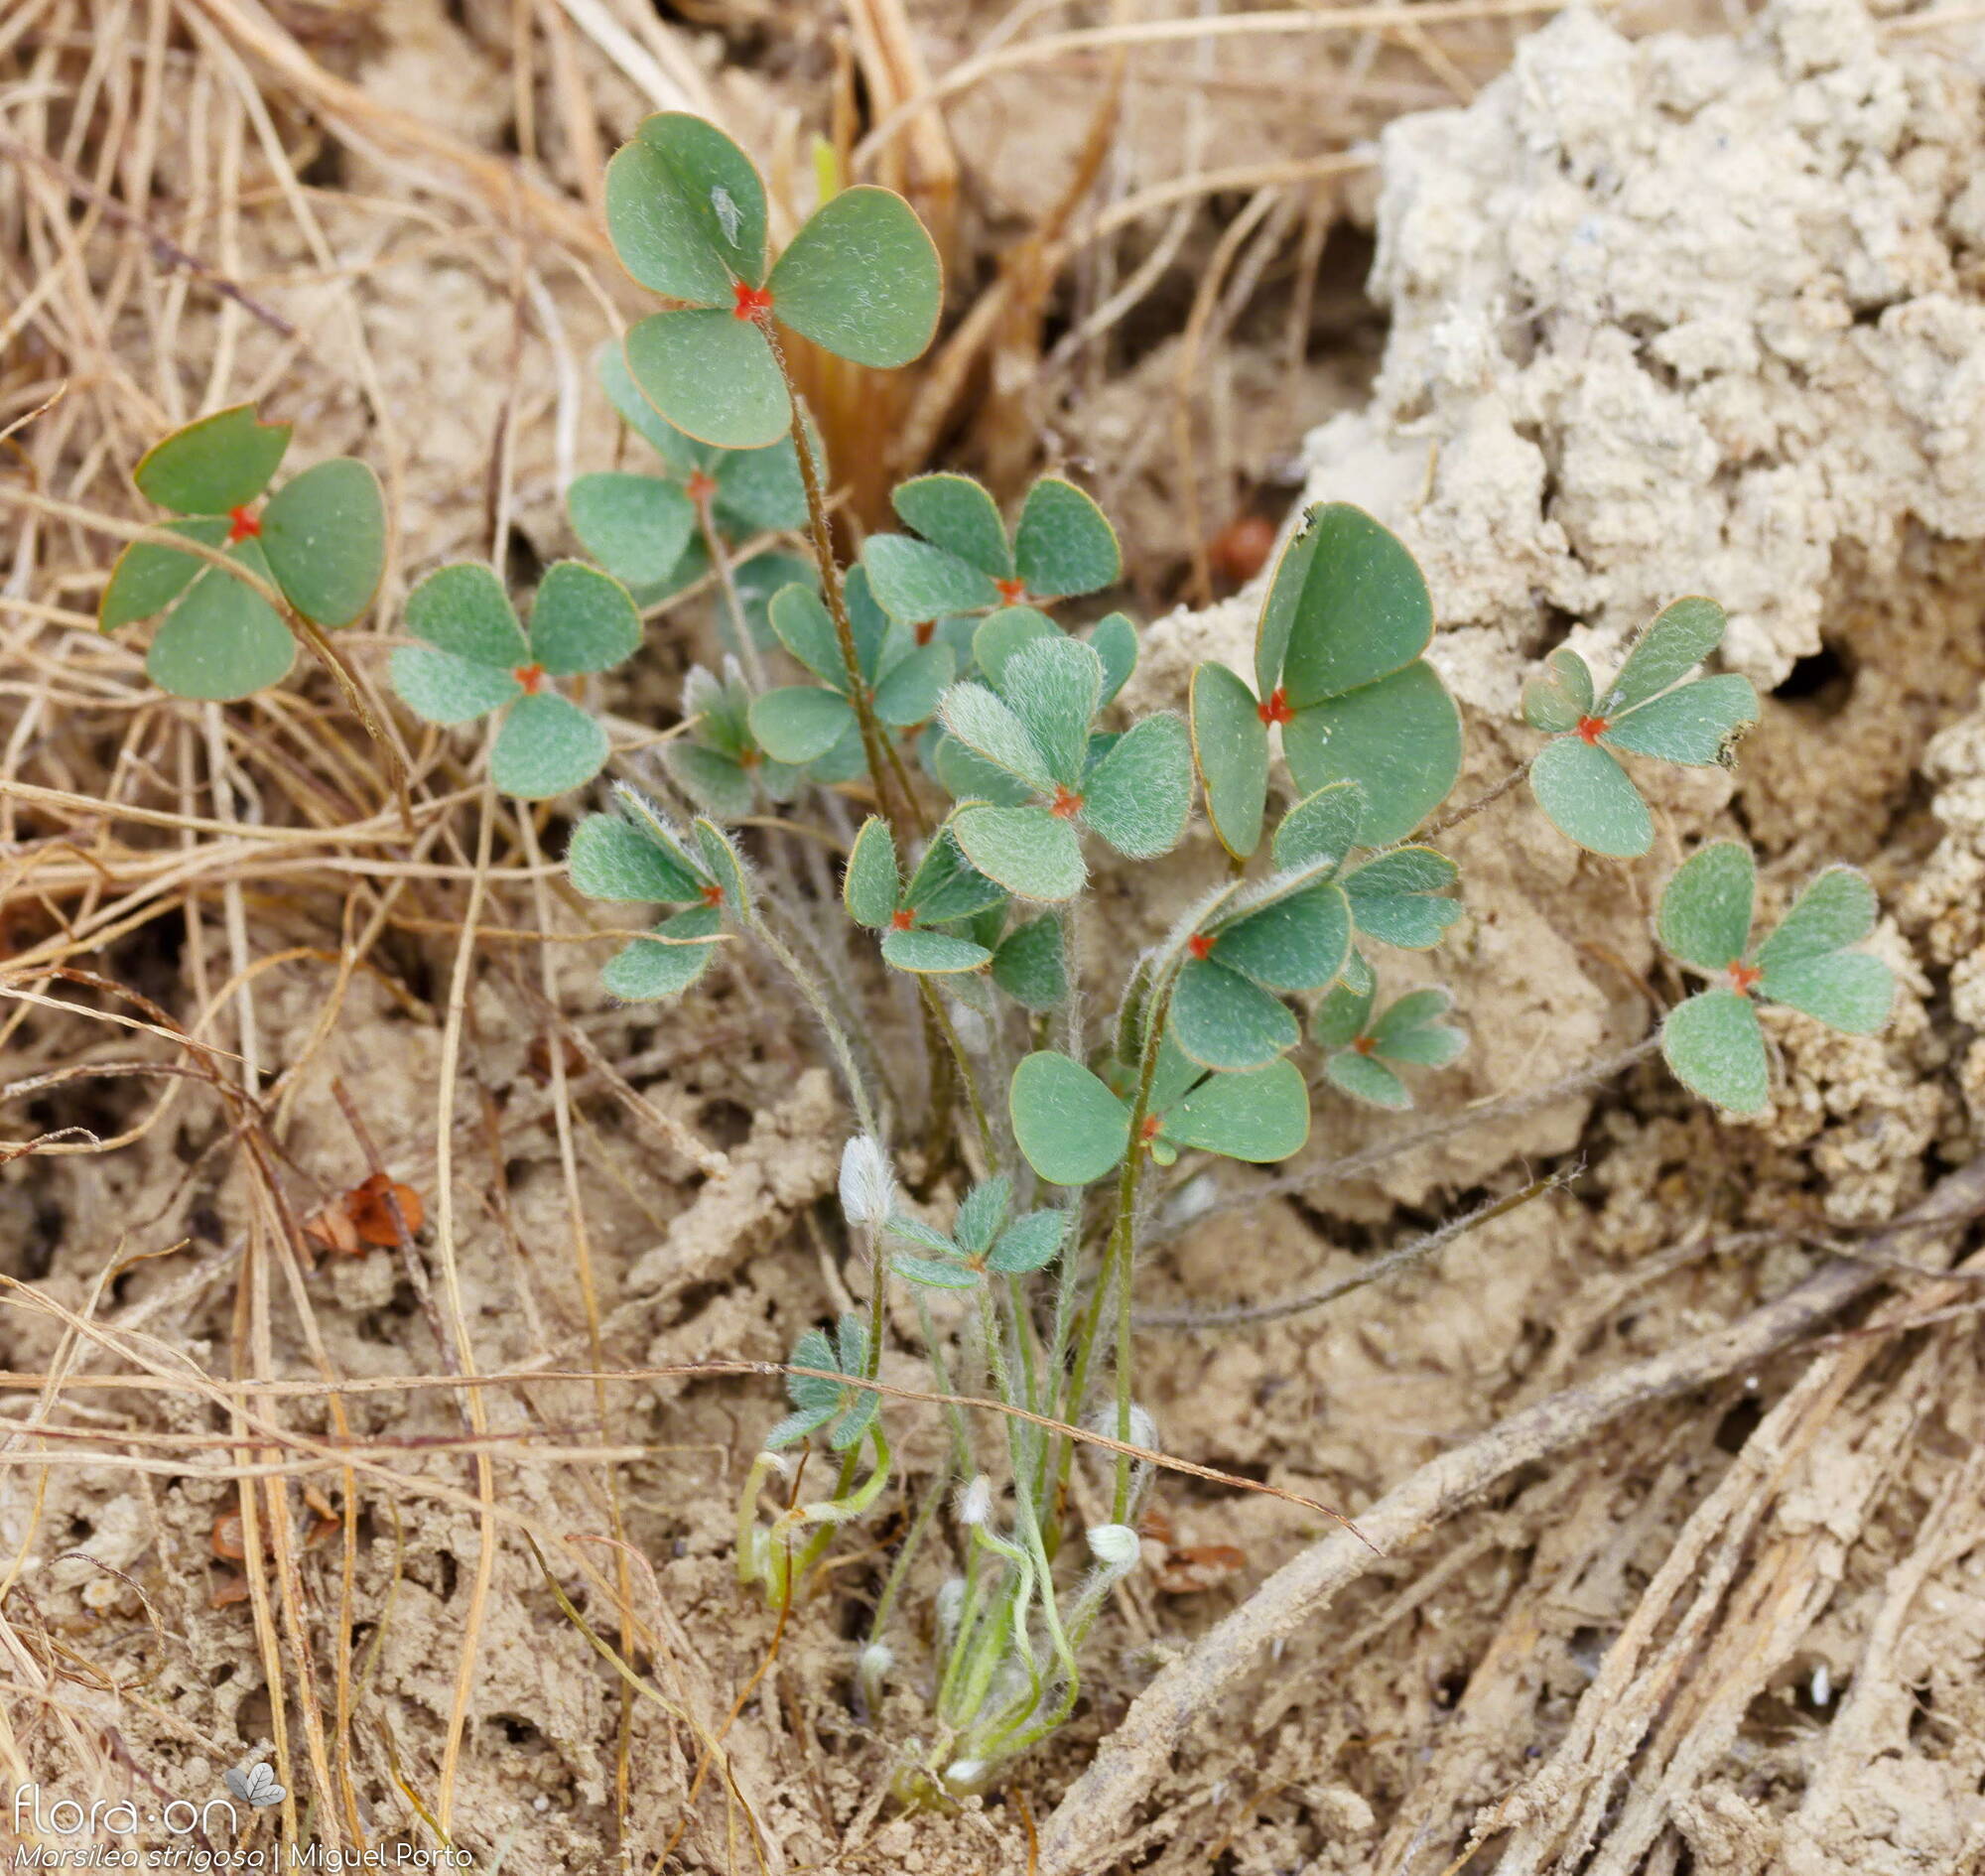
[873,640,955,727]
[992,915,1065,1010]
[1169,957,1300,1071]
[404,562,527,666]
[257,458,386,627]
[1208,879,1353,991]
[749,686,854,763]
[768,186,942,368]
[604,112,768,304]
[1322,985,1466,1110]
[952,804,1086,902]
[393,561,633,797]
[145,542,294,701]
[100,518,230,630]
[1341,847,1461,950]
[903,830,1005,925]
[986,1208,1068,1274]
[1661,986,1768,1115]
[893,474,1012,577]
[1271,781,1364,875]
[1654,844,1895,1111]
[1153,1058,1309,1163]
[1012,477,1119,600]
[763,1314,877,1451]
[1656,840,1755,970]
[389,646,520,724]
[568,473,698,588]
[624,310,787,450]
[1091,612,1138,705]
[1603,597,1729,715]
[1525,600,1758,858]
[490,692,609,799]
[1253,505,1461,844]
[1010,1050,1131,1186]
[1001,636,1103,789]
[864,534,1002,624]
[843,817,901,929]
[954,1177,1011,1259]
[881,928,991,974]
[1083,714,1193,860]
[1190,661,1269,860]
[529,562,642,674]
[1521,647,1595,734]
[940,682,1058,795]
[1528,734,1654,858]
[569,810,707,903]
[134,405,291,515]
[601,907,723,1002]
[693,817,752,915]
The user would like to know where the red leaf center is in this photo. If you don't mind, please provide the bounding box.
[1048,785,1085,820]
[685,469,718,503]
[890,909,915,931]
[1138,1115,1163,1141]
[513,663,547,694]
[701,883,726,908]
[731,280,773,321]
[914,620,935,646]
[225,504,261,545]
[1257,686,1295,727]
[1727,960,1762,995]
[1351,1034,1378,1056]
[1187,933,1213,961]
[1575,715,1610,744]
[994,577,1028,605]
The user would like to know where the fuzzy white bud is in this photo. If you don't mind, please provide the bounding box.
[1162,1172,1220,1230]
[1088,1402,1158,1453]
[838,1135,896,1231]
[935,1575,967,1639]
[943,1759,991,1796]
[1086,1523,1140,1570]
[957,1475,993,1528]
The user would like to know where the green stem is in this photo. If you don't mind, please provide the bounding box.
[765,329,925,843]
[741,904,878,1141]
[919,978,994,1165]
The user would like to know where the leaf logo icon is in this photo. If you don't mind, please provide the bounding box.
[223,1761,285,1808]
